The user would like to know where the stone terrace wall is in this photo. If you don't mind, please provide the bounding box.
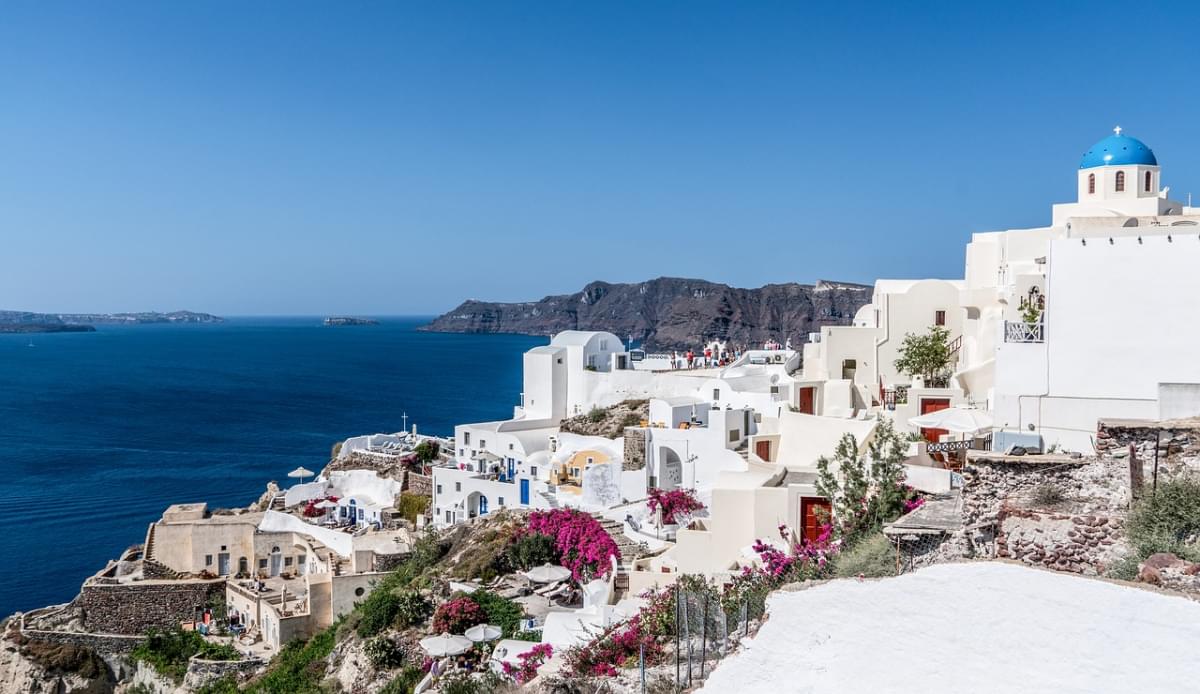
[1096,418,1200,484]
[623,428,646,471]
[183,655,267,690]
[77,580,225,635]
[403,470,433,496]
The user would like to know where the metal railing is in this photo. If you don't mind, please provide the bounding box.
[1004,320,1045,343]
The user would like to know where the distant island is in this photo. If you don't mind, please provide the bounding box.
[324,316,380,326]
[420,276,872,351]
[0,310,223,333]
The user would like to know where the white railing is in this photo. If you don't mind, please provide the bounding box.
[1004,321,1044,343]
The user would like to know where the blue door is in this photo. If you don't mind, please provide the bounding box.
[479,495,488,515]
[520,479,530,505]
[507,459,515,481]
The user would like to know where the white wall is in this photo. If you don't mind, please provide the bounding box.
[1047,236,1200,400]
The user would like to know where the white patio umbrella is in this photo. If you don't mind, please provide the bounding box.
[464,623,503,642]
[419,633,473,657]
[523,562,572,584]
[907,407,995,435]
[288,466,315,484]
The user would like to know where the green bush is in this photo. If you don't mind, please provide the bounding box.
[414,440,440,464]
[510,629,542,642]
[469,589,524,637]
[196,676,240,694]
[245,617,342,693]
[364,636,411,670]
[504,533,557,571]
[130,628,236,683]
[397,493,430,524]
[587,406,606,423]
[1105,554,1141,581]
[833,533,897,578]
[357,588,402,637]
[1126,477,1200,561]
[395,589,433,628]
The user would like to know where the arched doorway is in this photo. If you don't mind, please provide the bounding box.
[238,556,248,576]
[658,447,682,490]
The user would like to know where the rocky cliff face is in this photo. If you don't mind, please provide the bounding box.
[421,277,871,351]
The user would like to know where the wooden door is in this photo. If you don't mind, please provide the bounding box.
[920,398,951,444]
[799,497,832,546]
[798,387,815,415]
[755,439,771,462]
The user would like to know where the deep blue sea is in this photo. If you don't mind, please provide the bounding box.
[0,317,545,616]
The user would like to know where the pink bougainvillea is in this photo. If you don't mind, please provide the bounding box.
[747,523,838,582]
[502,643,553,684]
[526,509,620,582]
[431,596,486,634]
[302,495,339,518]
[563,587,673,677]
[646,488,705,524]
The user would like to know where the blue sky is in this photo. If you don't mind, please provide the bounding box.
[3,2,1199,315]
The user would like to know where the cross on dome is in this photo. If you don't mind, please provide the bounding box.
[1113,125,1123,136]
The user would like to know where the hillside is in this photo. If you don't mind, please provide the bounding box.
[0,310,222,332]
[420,277,872,350]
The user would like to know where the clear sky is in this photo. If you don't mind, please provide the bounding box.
[4,2,1199,315]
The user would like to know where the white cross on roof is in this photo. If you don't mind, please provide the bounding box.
[1114,125,1123,136]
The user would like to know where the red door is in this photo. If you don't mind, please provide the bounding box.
[920,398,951,444]
[799,497,832,546]
[755,439,771,462]
[798,387,815,415]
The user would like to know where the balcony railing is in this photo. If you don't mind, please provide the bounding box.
[1004,321,1045,343]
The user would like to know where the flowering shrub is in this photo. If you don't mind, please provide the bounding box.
[646,488,705,524]
[526,509,620,581]
[431,597,486,634]
[501,643,553,684]
[563,588,673,677]
[302,496,339,518]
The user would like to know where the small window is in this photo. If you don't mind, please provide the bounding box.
[259,559,268,569]
[297,555,305,564]
[1116,170,1125,192]
[220,545,227,551]
[713,388,720,401]
[1088,172,1095,194]
[445,510,452,523]
[464,432,471,445]
[729,429,740,442]
[436,484,443,494]
[769,385,779,395]
[508,443,514,450]
[556,358,562,364]
[355,587,365,597]
[1145,170,1152,192]
[935,310,946,326]
[530,466,537,476]
[455,482,461,492]
[586,456,594,465]
[498,497,505,505]
[205,555,213,566]
[480,439,486,448]
[599,339,608,350]
[284,557,293,566]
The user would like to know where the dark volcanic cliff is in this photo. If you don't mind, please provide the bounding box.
[420,277,872,351]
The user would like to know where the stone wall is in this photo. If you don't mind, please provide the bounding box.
[183,655,267,690]
[1096,418,1200,486]
[374,551,411,573]
[960,454,1132,575]
[403,470,433,496]
[623,428,646,471]
[16,626,142,655]
[77,580,225,635]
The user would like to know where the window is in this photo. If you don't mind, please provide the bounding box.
[1116,170,1125,192]
[498,497,505,505]
[508,443,514,450]
[220,545,227,551]
[355,587,365,597]
[935,310,946,326]
[459,448,464,457]
[297,555,305,564]
[571,467,581,477]
[729,429,740,442]
[530,466,537,477]
[284,557,293,566]
[205,555,213,566]
[259,559,268,569]
[1145,170,1153,192]
[586,456,594,465]
[599,339,608,350]
[769,385,779,395]
[446,510,452,523]
[436,484,443,494]
[1088,172,1095,194]
[455,482,461,492]
[556,358,562,364]
[464,432,471,445]
[713,388,720,401]
[480,439,486,448]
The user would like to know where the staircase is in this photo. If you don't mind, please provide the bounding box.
[591,513,646,596]
[538,490,560,509]
[142,525,183,579]
[270,493,287,511]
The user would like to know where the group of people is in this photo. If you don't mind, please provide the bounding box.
[668,337,793,370]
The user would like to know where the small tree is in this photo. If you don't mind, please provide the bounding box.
[893,325,953,387]
[413,440,440,465]
[815,418,910,549]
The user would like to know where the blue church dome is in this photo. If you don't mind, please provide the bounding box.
[1080,129,1157,169]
